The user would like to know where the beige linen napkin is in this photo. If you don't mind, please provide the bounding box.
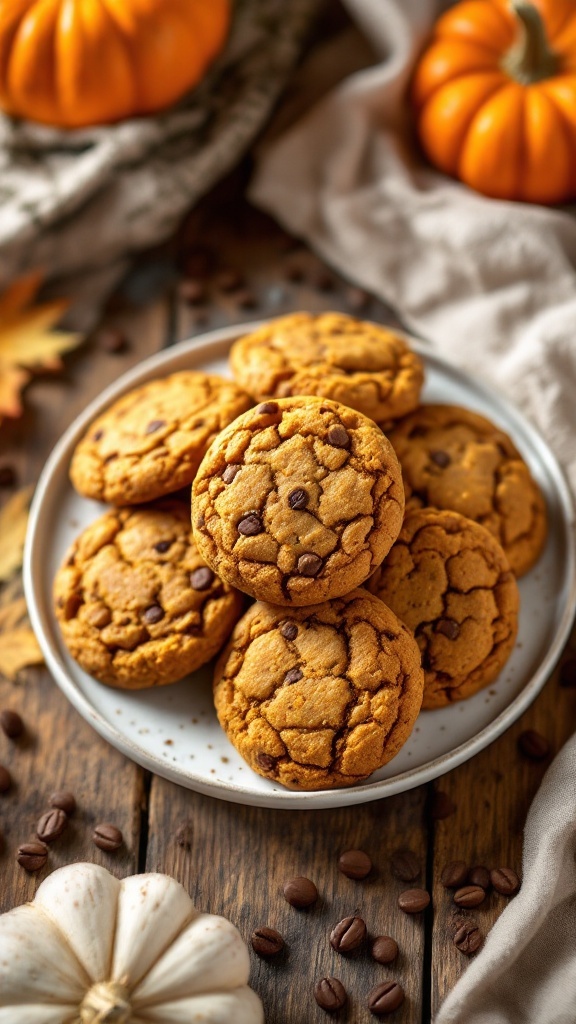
[250,2,576,1021]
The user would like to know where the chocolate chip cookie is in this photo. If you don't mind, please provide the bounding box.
[213,589,424,789]
[229,312,424,423]
[54,501,243,689]
[387,404,547,576]
[70,372,252,505]
[192,396,404,606]
[366,508,520,708]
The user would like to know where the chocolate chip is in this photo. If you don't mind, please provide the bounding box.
[190,567,214,591]
[92,429,104,442]
[559,657,576,687]
[314,977,347,1012]
[284,667,303,685]
[288,487,309,510]
[0,765,12,793]
[297,553,323,577]
[367,981,405,1015]
[154,539,172,553]
[441,861,469,889]
[468,865,491,890]
[196,512,205,530]
[327,424,350,448]
[453,921,483,955]
[256,753,277,773]
[283,876,318,908]
[237,512,263,537]
[93,823,123,852]
[454,885,486,908]
[50,790,76,816]
[430,790,456,819]
[518,729,550,760]
[64,593,83,620]
[143,604,164,625]
[36,808,67,844]
[330,915,367,953]
[175,822,194,849]
[391,848,420,882]
[251,926,284,957]
[490,867,520,895]
[338,849,372,880]
[0,709,24,739]
[0,464,16,487]
[256,402,279,415]
[222,463,241,484]
[17,841,48,872]
[398,888,430,914]
[371,935,399,964]
[97,328,129,354]
[145,419,166,434]
[435,618,460,640]
[280,621,298,641]
[430,449,451,468]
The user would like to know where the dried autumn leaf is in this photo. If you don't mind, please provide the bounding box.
[0,485,34,583]
[0,585,43,681]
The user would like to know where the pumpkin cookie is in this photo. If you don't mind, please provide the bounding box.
[192,396,404,606]
[213,590,424,790]
[54,501,243,690]
[366,508,519,708]
[229,312,424,423]
[70,372,252,505]
[388,404,547,576]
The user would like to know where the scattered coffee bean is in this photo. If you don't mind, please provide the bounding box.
[314,977,347,1012]
[559,658,576,687]
[93,823,123,852]
[338,849,372,880]
[398,888,430,914]
[17,841,48,872]
[297,553,323,577]
[288,488,309,510]
[430,449,451,468]
[0,709,24,739]
[490,867,520,896]
[50,790,76,816]
[216,269,245,292]
[441,861,468,889]
[0,765,12,793]
[367,981,405,1015]
[145,419,166,434]
[179,278,206,305]
[371,935,399,965]
[36,808,67,844]
[237,512,263,537]
[330,915,367,953]
[453,921,484,955]
[222,463,241,484]
[251,926,284,957]
[435,618,460,640]
[280,621,298,641]
[256,402,279,416]
[190,567,214,591]
[142,604,164,625]
[327,425,350,449]
[518,730,550,761]
[454,885,486,908]
[283,876,318,908]
[284,667,303,685]
[0,464,16,487]
[154,539,172,553]
[430,790,456,819]
[175,822,194,849]
[97,328,129,354]
[468,865,491,890]
[391,848,420,882]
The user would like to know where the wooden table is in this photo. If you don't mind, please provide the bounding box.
[1,173,575,1023]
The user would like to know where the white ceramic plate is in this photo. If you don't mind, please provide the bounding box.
[24,323,576,809]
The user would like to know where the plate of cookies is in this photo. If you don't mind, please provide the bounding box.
[24,313,576,808]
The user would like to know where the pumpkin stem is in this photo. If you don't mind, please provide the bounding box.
[78,981,132,1024]
[503,2,558,83]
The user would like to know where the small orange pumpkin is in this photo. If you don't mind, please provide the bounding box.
[412,0,576,204]
[0,0,231,129]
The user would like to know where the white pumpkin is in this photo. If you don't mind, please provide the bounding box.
[0,862,264,1024]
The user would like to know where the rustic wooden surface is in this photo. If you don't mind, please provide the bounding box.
[1,177,575,1023]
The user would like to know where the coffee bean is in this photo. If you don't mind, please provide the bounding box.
[454,885,486,908]
[559,657,576,687]
[314,977,347,1012]
[391,848,420,882]
[518,730,550,760]
[222,463,241,484]
[288,488,309,510]
[430,449,451,468]
[175,822,194,849]
[190,567,214,591]
[0,709,24,739]
[338,849,372,880]
[327,425,350,449]
[284,667,303,685]
[50,790,76,816]
[430,790,456,819]
[435,618,460,640]
[179,278,206,305]
[93,823,123,852]
[256,402,279,415]
[237,513,263,537]
[97,328,129,354]
[490,867,520,896]
[297,553,323,577]
[367,981,405,1015]
[468,865,490,890]
[17,841,48,872]
[330,915,367,953]
[453,921,484,955]
[398,888,430,914]
[145,419,166,434]
[154,539,172,553]
[283,876,318,908]
[280,621,298,641]
[142,604,164,625]
[0,765,12,793]
[251,926,284,957]
[371,935,399,964]
[441,861,468,889]
[36,808,67,844]
[0,464,16,487]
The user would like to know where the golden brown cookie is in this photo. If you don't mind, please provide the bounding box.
[54,501,243,690]
[70,372,252,505]
[213,590,424,790]
[192,396,404,606]
[387,404,547,576]
[229,312,424,423]
[366,508,520,708]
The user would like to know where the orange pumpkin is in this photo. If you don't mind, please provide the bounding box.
[412,0,576,204]
[0,0,231,129]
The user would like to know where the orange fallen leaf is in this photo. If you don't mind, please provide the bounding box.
[0,486,34,583]
[0,588,43,680]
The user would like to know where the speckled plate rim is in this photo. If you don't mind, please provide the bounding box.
[24,320,576,809]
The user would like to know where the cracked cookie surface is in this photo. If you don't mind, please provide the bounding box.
[229,312,424,424]
[70,372,252,505]
[213,589,424,790]
[54,501,243,690]
[366,508,519,708]
[192,396,404,606]
[388,404,547,577]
